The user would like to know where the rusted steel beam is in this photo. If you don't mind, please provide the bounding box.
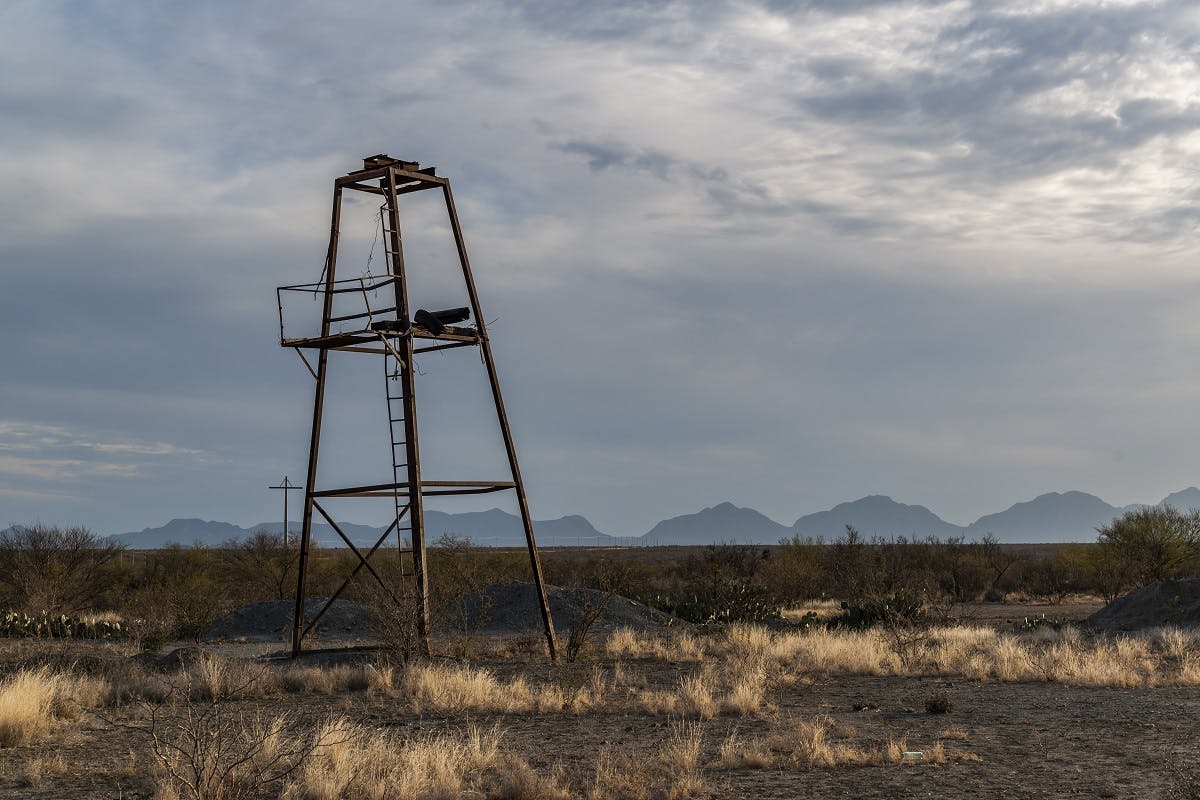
[441,181,560,661]
[301,518,398,639]
[291,184,342,657]
[341,180,438,197]
[309,486,512,498]
[282,326,478,351]
[311,479,518,498]
[413,340,476,355]
[337,168,445,188]
[328,305,398,325]
[312,501,398,602]
[278,277,396,294]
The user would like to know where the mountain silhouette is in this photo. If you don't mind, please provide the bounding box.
[793,495,963,540]
[639,502,792,545]
[1160,487,1200,511]
[965,491,1120,542]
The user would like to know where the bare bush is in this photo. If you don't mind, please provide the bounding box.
[566,588,614,663]
[0,524,123,613]
[220,531,297,603]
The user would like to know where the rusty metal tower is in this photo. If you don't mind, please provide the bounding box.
[277,155,558,659]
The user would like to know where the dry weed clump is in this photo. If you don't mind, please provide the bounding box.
[283,720,543,800]
[721,670,769,715]
[401,661,535,714]
[19,753,69,787]
[146,704,311,800]
[590,720,706,800]
[714,715,959,771]
[0,667,109,747]
[714,728,772,769]
[366,660,613,716]
[277,664,371,695]
[770,715,879,768]
[604,628,705,662]
[638,671,718,719]
[186,653,276,701]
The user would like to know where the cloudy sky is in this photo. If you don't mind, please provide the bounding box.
[1,0,1198,536]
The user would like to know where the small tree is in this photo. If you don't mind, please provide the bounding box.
[429,534,496,634]
[219,530,297,602]
[0,524,123,613]
[979,533,1021,599]
[130,544,231,641]
[759,535,824,606]
[1025,547,1087,604]
[1096,506,1200,588]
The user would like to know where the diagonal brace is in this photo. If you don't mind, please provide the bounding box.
[301,514,404,639]
[312,501,401,604]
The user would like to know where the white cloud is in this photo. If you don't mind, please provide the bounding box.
[2,1,1199,533]
[0,420,208,488]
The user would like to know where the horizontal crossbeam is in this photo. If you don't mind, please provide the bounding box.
[310,480,517,499]
[282,324,480,351]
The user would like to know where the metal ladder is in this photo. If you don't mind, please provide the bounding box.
[384,348,415,577]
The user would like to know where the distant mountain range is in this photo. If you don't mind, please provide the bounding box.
[105,487,1200,548]
[114,510,617,549]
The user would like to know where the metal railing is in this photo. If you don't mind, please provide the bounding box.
[276,275,398,343]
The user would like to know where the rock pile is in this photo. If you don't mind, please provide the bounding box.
[1088,579,1200,631]
[204,598,370,642]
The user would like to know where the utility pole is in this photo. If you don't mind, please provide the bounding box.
[269,476,302,546]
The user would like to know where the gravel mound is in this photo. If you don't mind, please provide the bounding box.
[1088,579,1200,631]
[203,584,676,643]
[457,582,678,635]
[204,599,370,642]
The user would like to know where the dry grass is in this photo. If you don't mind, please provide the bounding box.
[604,624,1200,689]
[284,719,536,800]
[401,661,534,714]
[0,667,109,747]
[605,628,705,662]
[143,706,565,800]
[18,753,69,787]
[783,600,842,621]
[638,670,718,719]
[712,715,934,771]
[938,726,970,740]
[186,652,275,701]
[590,719,707,800]
[277,664,372,695]
[714,728,773,769]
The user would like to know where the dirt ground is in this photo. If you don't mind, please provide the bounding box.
[1,598,1194,799]
[2,662,1194,798]
[955,598,1104,629]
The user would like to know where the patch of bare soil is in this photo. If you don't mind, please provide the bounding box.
[957,598,1105,629]
[0,635,1195,799]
